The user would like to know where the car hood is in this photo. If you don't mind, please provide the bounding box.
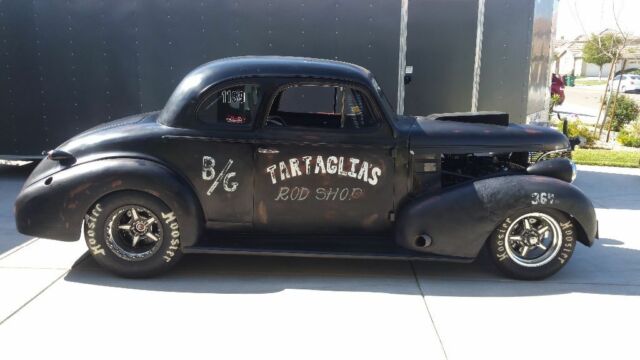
[407,116,570,154]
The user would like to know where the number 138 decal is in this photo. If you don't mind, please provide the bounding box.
[531,192,555,205]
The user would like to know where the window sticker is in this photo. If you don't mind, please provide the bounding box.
[225,115,246,124]
[221,89,246,104]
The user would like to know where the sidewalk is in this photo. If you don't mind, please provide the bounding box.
[0,165,639,359]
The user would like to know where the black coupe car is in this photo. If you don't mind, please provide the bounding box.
[15,56,597,279]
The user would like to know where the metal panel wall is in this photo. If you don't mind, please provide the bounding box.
[403,0,554,124]
[404,0,479,116]
[476,0,536,123]
[525,0,557,122]
[0,0,401,156]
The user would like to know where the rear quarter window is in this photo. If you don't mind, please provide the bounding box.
[197,84,262,127]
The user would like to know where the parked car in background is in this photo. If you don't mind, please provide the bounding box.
[609,74,640,93]
[551,74,565,104]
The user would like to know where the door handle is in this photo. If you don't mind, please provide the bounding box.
[258,147,280,154]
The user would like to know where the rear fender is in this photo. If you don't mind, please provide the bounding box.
[395,175,597,258]
[15,158,203,247]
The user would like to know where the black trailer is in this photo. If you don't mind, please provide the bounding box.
[0,0,557,158]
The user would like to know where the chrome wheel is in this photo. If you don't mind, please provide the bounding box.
[505,212,562,267]
[105,205,163,261]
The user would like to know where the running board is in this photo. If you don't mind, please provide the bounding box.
[183,239,473,262]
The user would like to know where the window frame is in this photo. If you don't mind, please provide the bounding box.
[261,80,389,135]
[194,81,264,131]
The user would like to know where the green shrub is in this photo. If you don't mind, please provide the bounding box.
[606,94,640,131]
[556,118,598,147]
[618,121,640,147]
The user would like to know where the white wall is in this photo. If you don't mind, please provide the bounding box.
[582,60,633,78]
[554,51,640,77]
[556,52,576,75]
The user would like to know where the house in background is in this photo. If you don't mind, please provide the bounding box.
[553,29,640,77]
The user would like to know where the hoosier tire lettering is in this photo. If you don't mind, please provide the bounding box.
[84,203,106,256]
[557,220,574,264]
[161,211,181,263]
[495,217,512,262]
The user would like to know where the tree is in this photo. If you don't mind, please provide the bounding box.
[582,33,623,79]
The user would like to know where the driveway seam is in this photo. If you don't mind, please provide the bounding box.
[0,266,79,270]
[0,251,90,326]
[0,269,68,326]
[410,261,448,360]
[0,238,39,261]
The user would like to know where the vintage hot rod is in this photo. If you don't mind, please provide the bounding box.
[15,56,597,279]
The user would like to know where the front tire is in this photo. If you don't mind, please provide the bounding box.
[487,208,576,280]
[83,191,183,278]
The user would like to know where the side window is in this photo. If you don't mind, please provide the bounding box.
[267,84,378,130]
[197,84,261,126]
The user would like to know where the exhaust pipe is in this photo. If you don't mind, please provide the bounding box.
[415,234,432,248]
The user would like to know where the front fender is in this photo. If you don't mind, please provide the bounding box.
[396,175,597,258]
[15,158,203,247]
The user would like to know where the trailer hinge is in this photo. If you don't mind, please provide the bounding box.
[388,211,396,222]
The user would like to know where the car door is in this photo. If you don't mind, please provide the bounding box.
[178,81,263,230]
[252,81,396,235]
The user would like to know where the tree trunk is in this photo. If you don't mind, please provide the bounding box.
[599,65,603,80]
[606,59,628,142]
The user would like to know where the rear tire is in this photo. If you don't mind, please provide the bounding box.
[487,208,576,280]
[83,191,183,278]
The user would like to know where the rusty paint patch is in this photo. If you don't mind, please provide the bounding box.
[69,182,92,198]
[257,201,268,224]
[362,213,380,227]
[147,190,161,197]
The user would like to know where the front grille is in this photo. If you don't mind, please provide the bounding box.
[528,150,572,164]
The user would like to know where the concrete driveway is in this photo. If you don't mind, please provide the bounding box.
[1,164,639,359]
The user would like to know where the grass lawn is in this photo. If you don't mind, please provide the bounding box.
[573,149,640,168]
[574,78,607,86]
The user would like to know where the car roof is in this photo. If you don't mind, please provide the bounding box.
[158,56,374,126]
